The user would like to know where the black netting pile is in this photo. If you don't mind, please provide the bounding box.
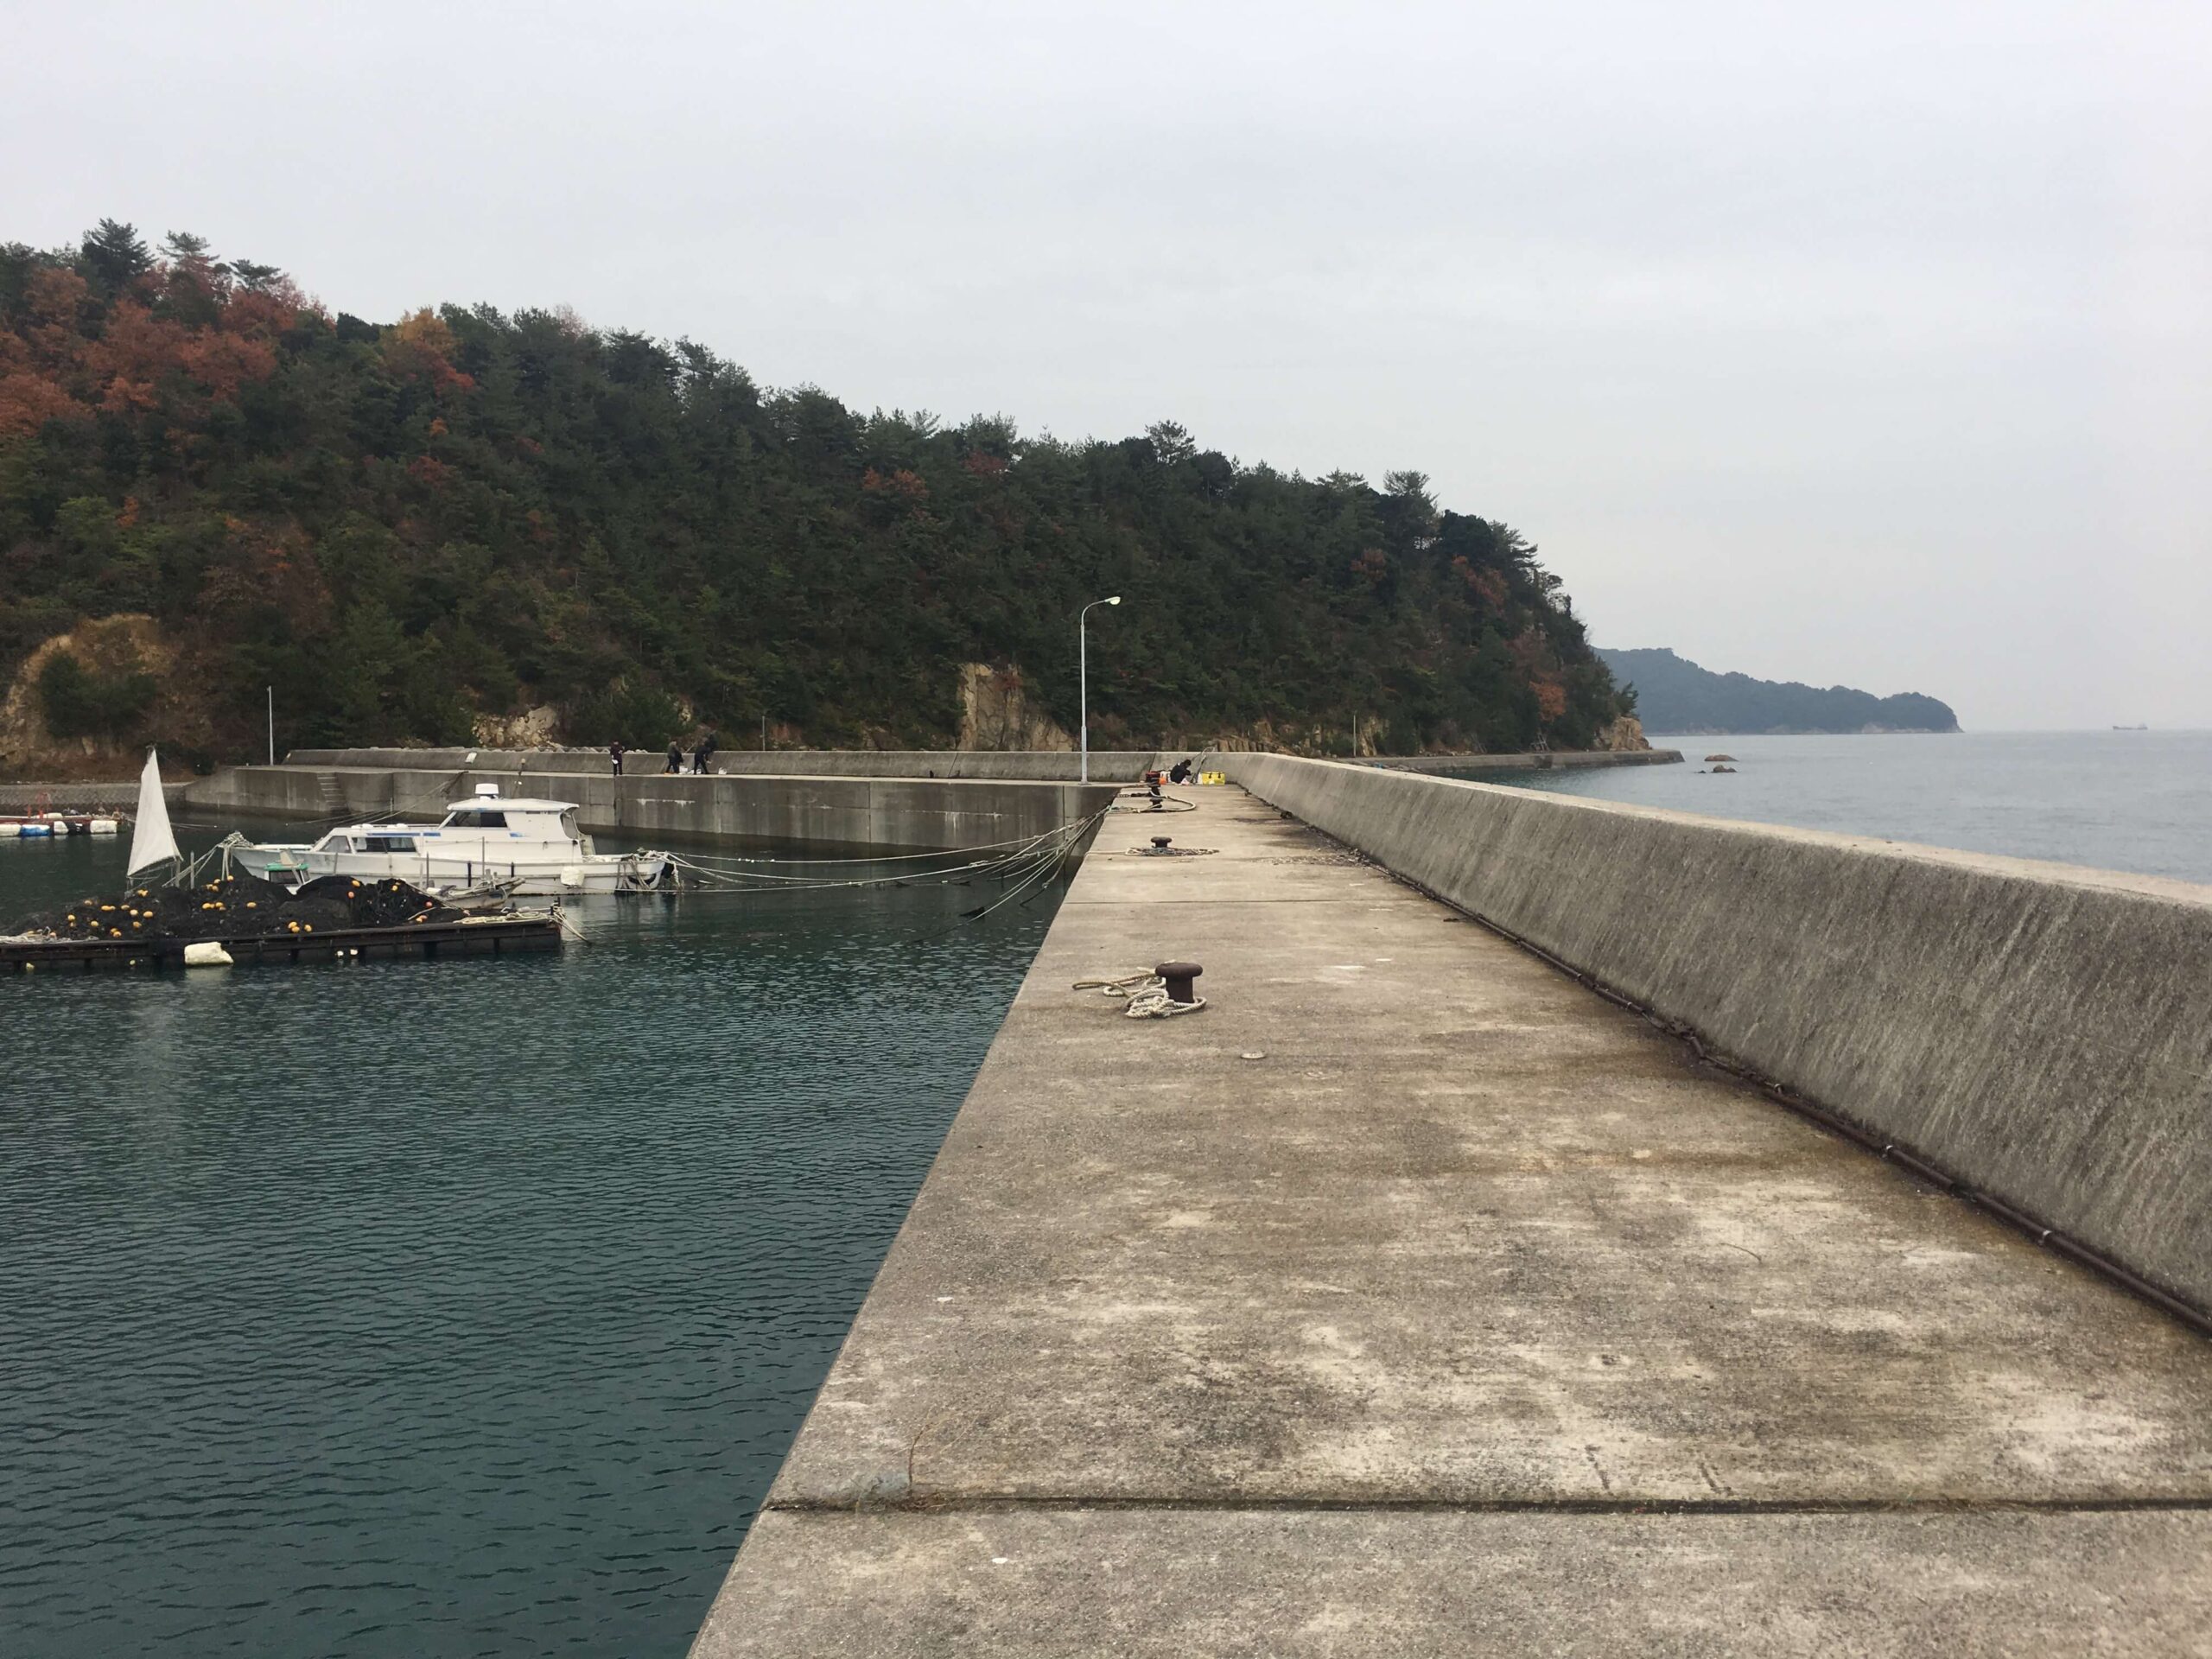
[15,873,466,942]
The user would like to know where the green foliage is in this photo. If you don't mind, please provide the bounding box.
[0,221,1636,756]
[38,652,155,741]
[569,683,687,751]
[78,218,152,297]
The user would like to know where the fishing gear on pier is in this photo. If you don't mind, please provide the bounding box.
[11,873,470,944]
[1072,963,1208,1018]
[1115,771,1198,814]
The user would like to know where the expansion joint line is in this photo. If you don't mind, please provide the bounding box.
[763,1493,2212,1520]
[1274,821,2212,1344]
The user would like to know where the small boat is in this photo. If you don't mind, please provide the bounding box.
[224,786,671,895]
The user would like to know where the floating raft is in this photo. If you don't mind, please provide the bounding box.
[0,816,122,838]
[1,914,561,973]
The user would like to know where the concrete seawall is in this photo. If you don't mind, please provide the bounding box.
[282,747,1177,783]
[1224,753,2212,1316]
[0,780,186,812]
[278,747,1682,782]
[1357,747,1683,773]
[181,766,1118,853]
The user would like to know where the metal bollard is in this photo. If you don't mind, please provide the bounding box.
[1155,961,1203,1005]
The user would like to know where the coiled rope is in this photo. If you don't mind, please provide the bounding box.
[1073,970,1209,1018]
[1112,788,1199,813]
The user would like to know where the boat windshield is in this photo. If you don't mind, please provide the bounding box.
[560,809,581,842]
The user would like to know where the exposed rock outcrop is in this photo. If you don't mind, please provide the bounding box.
[1599,715,1651,753]
[958,664,1073,751]
[0,615,211,780]
[473,705,562,748]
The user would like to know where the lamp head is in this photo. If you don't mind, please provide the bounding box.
[1107,595,1122,606]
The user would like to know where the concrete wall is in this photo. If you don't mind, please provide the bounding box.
[0,780,186,811]
[1224,753,2212,1316]
[181,766,1119,853]
[282,747,1179,783]
[1358,748,1683,773]
[276,747,1678,781]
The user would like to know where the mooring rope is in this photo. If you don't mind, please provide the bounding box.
[1072,970,1209,1018]
[656,805,1112,911]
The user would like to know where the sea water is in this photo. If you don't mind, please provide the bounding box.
[0,829,1063,1656]
[1467,730,2212,886]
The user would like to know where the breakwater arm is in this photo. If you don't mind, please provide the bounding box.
[1224,753,2212,1316]
[180,765,1119,854]
[276,746,1682,781]
[279,747,1179,783]
[688,782,2212,1656]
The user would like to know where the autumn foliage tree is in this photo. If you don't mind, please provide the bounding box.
[0,219,1634,761]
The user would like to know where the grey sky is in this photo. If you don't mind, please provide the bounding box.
[6,1,2207,728]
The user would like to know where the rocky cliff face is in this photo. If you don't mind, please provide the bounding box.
[1599,715,1651,752]
[957,664,1074,751]
[471,705,562,748]
[0,614,212,779]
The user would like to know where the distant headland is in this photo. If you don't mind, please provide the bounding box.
[1597,647,1960,735]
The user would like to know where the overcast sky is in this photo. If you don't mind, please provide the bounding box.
[6,1,2207,728]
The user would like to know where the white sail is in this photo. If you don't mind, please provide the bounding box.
[126,747,181,877]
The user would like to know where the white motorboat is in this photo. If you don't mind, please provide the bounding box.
[226,787,671,895]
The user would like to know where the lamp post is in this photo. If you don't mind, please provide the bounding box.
[1079,594,1122,783]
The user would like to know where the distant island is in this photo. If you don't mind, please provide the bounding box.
[1597,647,1960,734]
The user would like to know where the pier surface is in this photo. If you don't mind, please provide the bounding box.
[690,786,2212,1655]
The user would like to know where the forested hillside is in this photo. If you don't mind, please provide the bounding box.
[1598,647,1958,734]
[1,220,1634,769]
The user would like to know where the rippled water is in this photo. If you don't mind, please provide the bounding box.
[1453,730,2212,885]
[0,829,1062,1656]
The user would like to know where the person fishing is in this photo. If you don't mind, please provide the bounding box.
[610,740,625,777]
[665,740,683,774]
[692,731,717,775]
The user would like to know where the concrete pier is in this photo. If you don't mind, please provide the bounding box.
[690,784,2212,1656]
[180,765,1117,854]
[1226,754,2212,1313]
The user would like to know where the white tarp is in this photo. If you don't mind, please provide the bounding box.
[125,747,180,877]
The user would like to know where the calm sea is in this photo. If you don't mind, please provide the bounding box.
[1465,730,2212,886]
[0,829,1062,1657]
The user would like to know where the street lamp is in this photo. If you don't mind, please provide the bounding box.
[1079,595,1122,782]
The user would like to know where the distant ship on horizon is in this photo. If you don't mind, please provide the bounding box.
[2113,723,2149,731]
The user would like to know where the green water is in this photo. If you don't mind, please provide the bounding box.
[0,827,1064,1656]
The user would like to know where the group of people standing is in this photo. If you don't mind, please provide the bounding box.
[607,734,717,776]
